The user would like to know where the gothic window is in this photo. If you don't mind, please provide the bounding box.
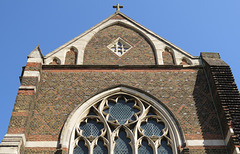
[72,93,174,154]
[107,37,132,57]
[138,139,153,154]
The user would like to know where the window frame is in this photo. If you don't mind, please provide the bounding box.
[60,87,185,154]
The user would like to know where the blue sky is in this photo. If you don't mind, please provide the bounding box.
[0,0,239,142]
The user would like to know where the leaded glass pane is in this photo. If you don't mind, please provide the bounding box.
[80,119,104,137]
[106,98,138,124]
[157,139,173,154]
[114,130,132,154]
[73,140,88,154]
[141,119,164,136]
[93,140,108,154]
[138,140,153,154]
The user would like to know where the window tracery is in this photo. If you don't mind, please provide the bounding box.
[72,93,173,154]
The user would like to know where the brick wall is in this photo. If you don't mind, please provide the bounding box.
[24,67,223,143]
[83,25,156,65]
[201,52,240,153]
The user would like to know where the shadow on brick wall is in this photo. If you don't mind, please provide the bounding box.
[192,69,227,153]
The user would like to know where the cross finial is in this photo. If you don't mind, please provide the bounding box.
[113,3,123,12]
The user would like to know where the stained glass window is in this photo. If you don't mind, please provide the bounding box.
[73,140,88,154]
[93,140,108,154]
[138,140,153,154]
[104,98,138,124]
[114,130,132,154]
[158,139,173,154]
[80,119,104,137]
[141,119,165,137]
[72,93,173,154]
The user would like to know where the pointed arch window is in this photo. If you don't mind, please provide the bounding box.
[71,93,175,154]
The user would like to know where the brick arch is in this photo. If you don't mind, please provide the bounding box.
[83,24,156,65]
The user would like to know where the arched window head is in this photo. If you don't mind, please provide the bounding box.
[70,93,177,154]
[65,47,78,65]
[180,57,192,65]
[50,57,61,65]
[163,47,175,65]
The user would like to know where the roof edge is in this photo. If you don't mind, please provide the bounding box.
[44,11,198,59]
[117,12,198,59]
[44,13,118,59]
[28,44,44,59]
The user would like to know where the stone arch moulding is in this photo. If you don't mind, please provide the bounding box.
[60,86,185,153]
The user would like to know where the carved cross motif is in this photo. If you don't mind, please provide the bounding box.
[113,3,123,12]
[107,37,132,57]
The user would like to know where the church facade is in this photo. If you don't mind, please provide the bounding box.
[1,6,240,154]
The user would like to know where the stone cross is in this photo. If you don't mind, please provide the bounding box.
[113,4,123,12]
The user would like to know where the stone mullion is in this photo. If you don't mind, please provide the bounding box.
[133,98,147,154]
[133,124,139,154]
[105,119,114,154]
[109,129,116,154]
[108,139,114,154]
[153,142,158,154]
[131,126,137,154]
[89,141,94,154]
[95,101,113,154]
